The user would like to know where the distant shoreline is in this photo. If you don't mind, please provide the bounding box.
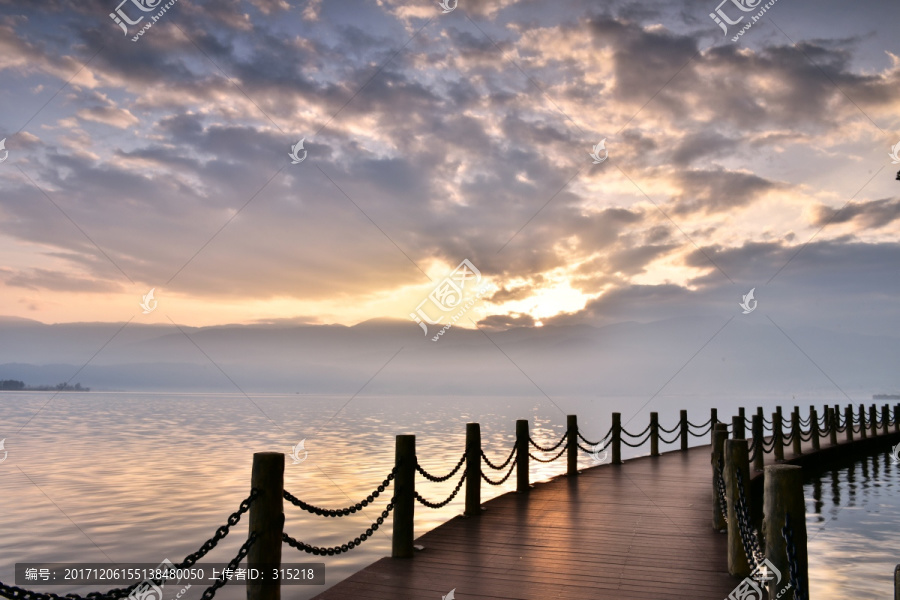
[0,379,89,392]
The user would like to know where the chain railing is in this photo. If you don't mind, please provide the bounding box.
[0,491,259,600]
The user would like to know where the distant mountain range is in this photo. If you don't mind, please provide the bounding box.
[0,316,897,398]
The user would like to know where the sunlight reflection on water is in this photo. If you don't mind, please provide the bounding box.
[805,450,900,600]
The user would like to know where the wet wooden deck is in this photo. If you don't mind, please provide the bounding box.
[311,424,899,600]
[312,444,738,600]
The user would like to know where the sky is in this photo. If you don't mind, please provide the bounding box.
[1,0,899,335]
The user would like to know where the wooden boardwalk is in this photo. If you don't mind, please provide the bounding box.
[312,444,738,600]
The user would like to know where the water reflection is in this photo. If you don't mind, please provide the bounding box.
[804,448,900,600]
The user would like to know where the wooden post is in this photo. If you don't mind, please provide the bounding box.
[775,405,783,428]
[567,415,578,476]
[772,411,784,461]
[791,410,801,456]
[810,407,820,451]
[650,412,660,457]
[859,404,867,439]
[752,414,764,471]
[711,423,728,531]
[895,404,899,433]
[845,405,854,442]
[248,452,284,600]
[392,435,415,558]
[764,465,808,599]
[711,407,718,427]
[756,406,763,423]
[738,406,745,428]
[732,415,745,441]
[680,409,688,451]
[870,404,879,437]
[724,439,751,577]
[883,405,891,436]
[611,412,622,465]
[465,423,481,517]
[827,407,838,446]
[895,563,900,600]
[516,420,529,493]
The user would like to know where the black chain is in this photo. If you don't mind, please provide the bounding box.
[577,426,611,447]
[528,431,568,452]
[658,421,680,434]
[782,512,807,600]
[282,502,394,555]
[481,445,516,470]
[416,453,466,483]
[621,431,652,447]
[734,469,764,570]
[481,458,517,486]
[687,421,713,437]
[658,430,681,445]
[714,455,728,523]
[0,492,258,600]
[415,470,467,508]
[197,532,256,600]
[528,440,568,463]
[687,417,713,429]
[284,471,394,516]
[621,422,652,438]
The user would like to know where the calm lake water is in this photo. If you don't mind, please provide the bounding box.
[805,450,900,600]
[0,392,882,599]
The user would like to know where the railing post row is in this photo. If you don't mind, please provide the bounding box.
[859,404,868,439]
[567,415,578,476]
[612,412,622,465]
[724,439,752,577]
[465,423,481,517]
[763,465,808,599]
[810,406,820,451]
[845,405,855,442]
[516,419,529,493]
[392,434,415,558]
[773,410,784,461]
[732,414,745,442]
[752,414,764,471]
[711,423,728,532]
[651,412,660,457]
[248,452,284,600]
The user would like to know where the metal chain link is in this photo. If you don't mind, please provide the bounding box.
[528,431,568,452]
[481,445,516,471]
[197,532,257,600]
[620,431,652,447]
[714,455,728,523]
[282,502,394,556]
[576,437,610,455]
[658,430,681,445]
[658,421,680,434]
[481,458,517,486]
[0,492,259,600]
[734,469,764,570]
[284,471,393,516]
[687,421,713,437]
[782,512,807,600]
[577,426,612,447]
[414,470,467,508]
[621,422,652,438]
[416,453,466,483]
[528,440,568,463]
